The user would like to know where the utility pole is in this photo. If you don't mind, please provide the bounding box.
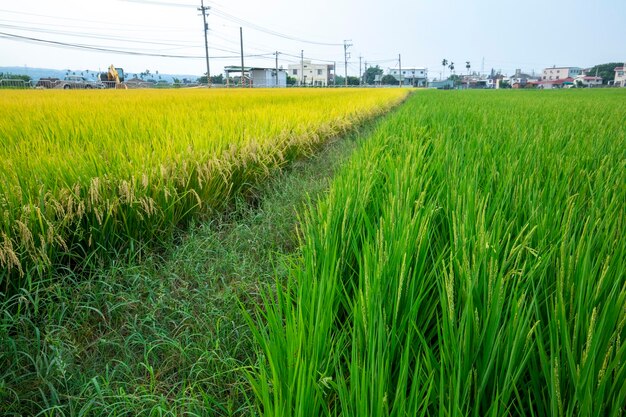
[363,60,367,85]
[333,61,336,86]
[239,27,245,87]
[359,55,362,86]
[198,0,210,86]
[344,40,352,87]
[301,50,304,86]
[398,53,402,87]
[274,51,281,87]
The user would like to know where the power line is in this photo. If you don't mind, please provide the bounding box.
[0,23,199,48]
[280,52,336,64]
[1,4,348,73]
[209,7,342,46]
[0,21,278,56]
[117,0,195,8]
[0,8,190,30]
[116,0,343,47]
[0,31,272,60]
[0,17,193,33]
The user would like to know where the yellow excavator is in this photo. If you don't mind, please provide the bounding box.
[100,65,127,89]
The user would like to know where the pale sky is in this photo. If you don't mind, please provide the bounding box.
[1,0,624,79]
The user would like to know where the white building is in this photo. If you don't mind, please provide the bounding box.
[250,68,286,87]
[223,66,286,87]
[574,75,603,87]
[614,66,625,87]
[287,60,334,86]
[389,67,428,87]
[509,69,539,87]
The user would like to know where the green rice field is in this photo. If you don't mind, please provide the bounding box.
[250,89,626,416]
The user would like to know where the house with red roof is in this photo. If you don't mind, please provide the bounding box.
[537,77,575,89]
[574,75,603,87]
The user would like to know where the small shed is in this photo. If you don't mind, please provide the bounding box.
[224,66,287,87]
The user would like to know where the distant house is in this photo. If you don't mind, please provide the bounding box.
[614,66,626,87]
[287,60,334,86]
[487,74,504,89]
[388,67,428,87]
[574,75,603,87]
[541,66,582,81]
[125,77,148,88]
[510,69,539,88]
[224,66,287,87]
[537,77,575,89]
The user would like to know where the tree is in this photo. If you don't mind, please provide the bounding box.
[586,62,622,84]
[466,61,471,74]
[364,65,383,84]
[381,74,399,85]
[442,59,448,80]
[347,76,360,86]
[444,74,462,88]
[210,74,224,84]
[448,62,455,75]
[0,72,31,82]
[286,75,297,86]
[334,75,345,85]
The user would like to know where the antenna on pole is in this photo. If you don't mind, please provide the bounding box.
[344,40,352,86]
[240,27,245,87]
[363,60,368,85]
[198,0,210,87]
[398,53,402,87]
[359,55,362,86]
[274,51,281,87]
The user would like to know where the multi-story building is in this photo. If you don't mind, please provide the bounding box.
[287,60,334,86]
[388,67,428,87]
[614,66,626,87]
[542,66,583,81]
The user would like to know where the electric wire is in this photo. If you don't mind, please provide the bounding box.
[0,31,273,59]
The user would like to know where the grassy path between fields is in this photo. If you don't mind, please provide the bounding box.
[0,110,390,416]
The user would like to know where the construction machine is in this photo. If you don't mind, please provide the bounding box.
[100,65,127,89]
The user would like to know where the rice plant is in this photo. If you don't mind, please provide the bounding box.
[249,89,626,416]
[0,88,407,292]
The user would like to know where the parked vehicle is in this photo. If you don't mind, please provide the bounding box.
[35,78,61,88]
[60,76,103,89]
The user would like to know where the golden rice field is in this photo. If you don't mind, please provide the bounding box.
[0,88,408,290]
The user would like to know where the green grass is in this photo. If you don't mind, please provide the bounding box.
[249,89,626,416]
[0,126,366,416]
